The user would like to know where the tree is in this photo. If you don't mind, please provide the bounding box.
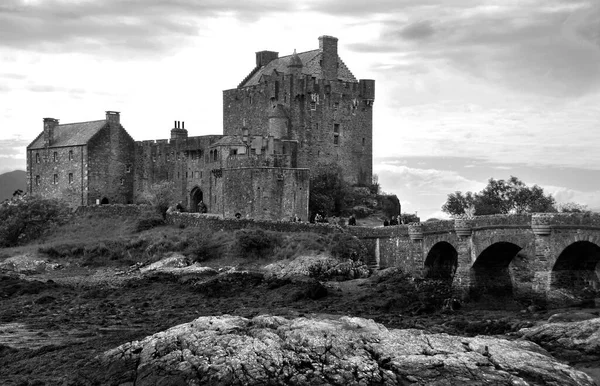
[558,202,590,213]
[140,181,178,218]
[309,162,349,217]
[0,195,70,247]
[442,176,557,217]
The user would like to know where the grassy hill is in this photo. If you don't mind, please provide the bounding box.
[0,170,26,201]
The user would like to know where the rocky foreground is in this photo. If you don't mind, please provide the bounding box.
[80,314,595,386]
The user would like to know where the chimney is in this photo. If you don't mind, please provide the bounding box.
[182,121,185,130]
[105,111,120,126]
[43,118,59,147]
[318,35,338,80]
[256,50,279,67]
[170,119,188,141]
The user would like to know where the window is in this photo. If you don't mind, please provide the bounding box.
[334,123,340,133]
[68,173,73,184]
[274,81,280,100]
[333,103,339,111]
[35,175,40,186]
[35,153,40,163]
[53,152,58,162]
[126,164,131,173]
[68,150,73,161]
[251,148,256,156]
[186,171,188,179]
[230,149,238,156]
[53,174,58,184]
[152,156,156,163]
[191,171,194,178]
[120,178,124,186]
[310,101,316,110]
[362,137,366,147]
[334,135,339,145]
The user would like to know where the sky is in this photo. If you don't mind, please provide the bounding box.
[1,0,599,219]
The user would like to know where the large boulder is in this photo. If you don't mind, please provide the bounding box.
[265,253,370,281]
[81,315,594,386]
[517,317,600,362]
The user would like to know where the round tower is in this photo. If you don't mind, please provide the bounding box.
[268,104,288,139]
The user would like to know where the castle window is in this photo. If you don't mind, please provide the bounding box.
[333,103,339,111]
[191,151,196,161]
[35,153,40,163]
[120,178,124,186]
[191,171,194,178]
[251,148,256,156]
[230,149,238,156]
[152,156,156,163]
[334,123,340,133]
[126,164,131,173]
[334,135,339,145]
[274,81,280,100]
[186,171,188,179]
[53,174,58,184]
[362,137,366,147]
[200,171,203,178]
[53,152,58,162]
[178,172,180,179]
[68,150,73,161]
[35,175,40,186]
[68,173,73,184]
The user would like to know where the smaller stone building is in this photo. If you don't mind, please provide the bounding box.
[26,111,135,207]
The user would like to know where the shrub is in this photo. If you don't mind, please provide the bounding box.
[233,229,281,259]
[0,195,70,247]
[185,232,231,262]
[327,233,367,262]
[138,181,178,218]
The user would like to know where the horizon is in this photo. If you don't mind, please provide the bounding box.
[1,0,599,219]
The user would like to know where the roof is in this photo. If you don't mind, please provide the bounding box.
[240,49,357,87]
[211,135,246,147]
[28,120,107,149]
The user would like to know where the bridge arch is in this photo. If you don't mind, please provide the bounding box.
[470,241,526,300]
[551,241,600,298]
[424,242,458,280]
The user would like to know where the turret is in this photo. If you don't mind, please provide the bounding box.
[287,49,303,75]
[268,104,288,139]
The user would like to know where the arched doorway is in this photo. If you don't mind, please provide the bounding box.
[100,197,109,205]
[424,242,458,280]
[551,241,600,298]
[190,187,203,213]
[470,242,523,300]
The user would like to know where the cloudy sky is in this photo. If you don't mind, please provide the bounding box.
[1,0,599,219]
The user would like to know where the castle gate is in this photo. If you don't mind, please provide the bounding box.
[190,186,204,213]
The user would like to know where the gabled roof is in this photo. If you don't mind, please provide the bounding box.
[28,120,107,149]
[239,49,357,88]
[210,135,246,147]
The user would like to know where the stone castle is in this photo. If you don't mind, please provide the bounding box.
[26,36,375,220]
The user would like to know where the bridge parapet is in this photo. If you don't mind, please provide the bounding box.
[470,214,532,229]
[532,212,600,228]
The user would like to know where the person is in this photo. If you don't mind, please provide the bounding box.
[390,216,398,226]
[198,200,207,213]
[348,214,356,226]
[383,219,389,227]
[176,201,184,212]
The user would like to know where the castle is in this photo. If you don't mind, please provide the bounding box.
[26,36,375,220]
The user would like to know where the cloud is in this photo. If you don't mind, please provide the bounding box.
[348,0,600,97]
[0,0,297,56]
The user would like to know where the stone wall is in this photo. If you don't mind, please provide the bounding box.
[75,204,150,217]
[27,145,88,207]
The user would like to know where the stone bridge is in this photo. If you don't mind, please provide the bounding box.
[348,213,600,305]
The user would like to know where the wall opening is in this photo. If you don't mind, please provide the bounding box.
[551,241,600,299]
[190,187,204,213]
[424,242,458,280]
[470,242,523,300]
[100,197,109,205]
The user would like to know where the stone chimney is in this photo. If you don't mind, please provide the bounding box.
[256,50,279,67]
[106,111,120,127]
[170,120,188,141]
[43,118,59,147]
[318,35,338,80]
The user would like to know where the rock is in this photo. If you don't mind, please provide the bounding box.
[547,311,599,323]
[81,315,595,386]
[140,253,190,272]
[518,317,600,362]
[264,253,370,281]
[0,253,60,274]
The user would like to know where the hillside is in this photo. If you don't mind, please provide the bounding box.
[0,170,26,201]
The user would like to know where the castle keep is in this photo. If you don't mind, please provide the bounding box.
[26,36,375,220]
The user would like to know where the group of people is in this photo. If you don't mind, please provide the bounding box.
[383,215,400,227]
